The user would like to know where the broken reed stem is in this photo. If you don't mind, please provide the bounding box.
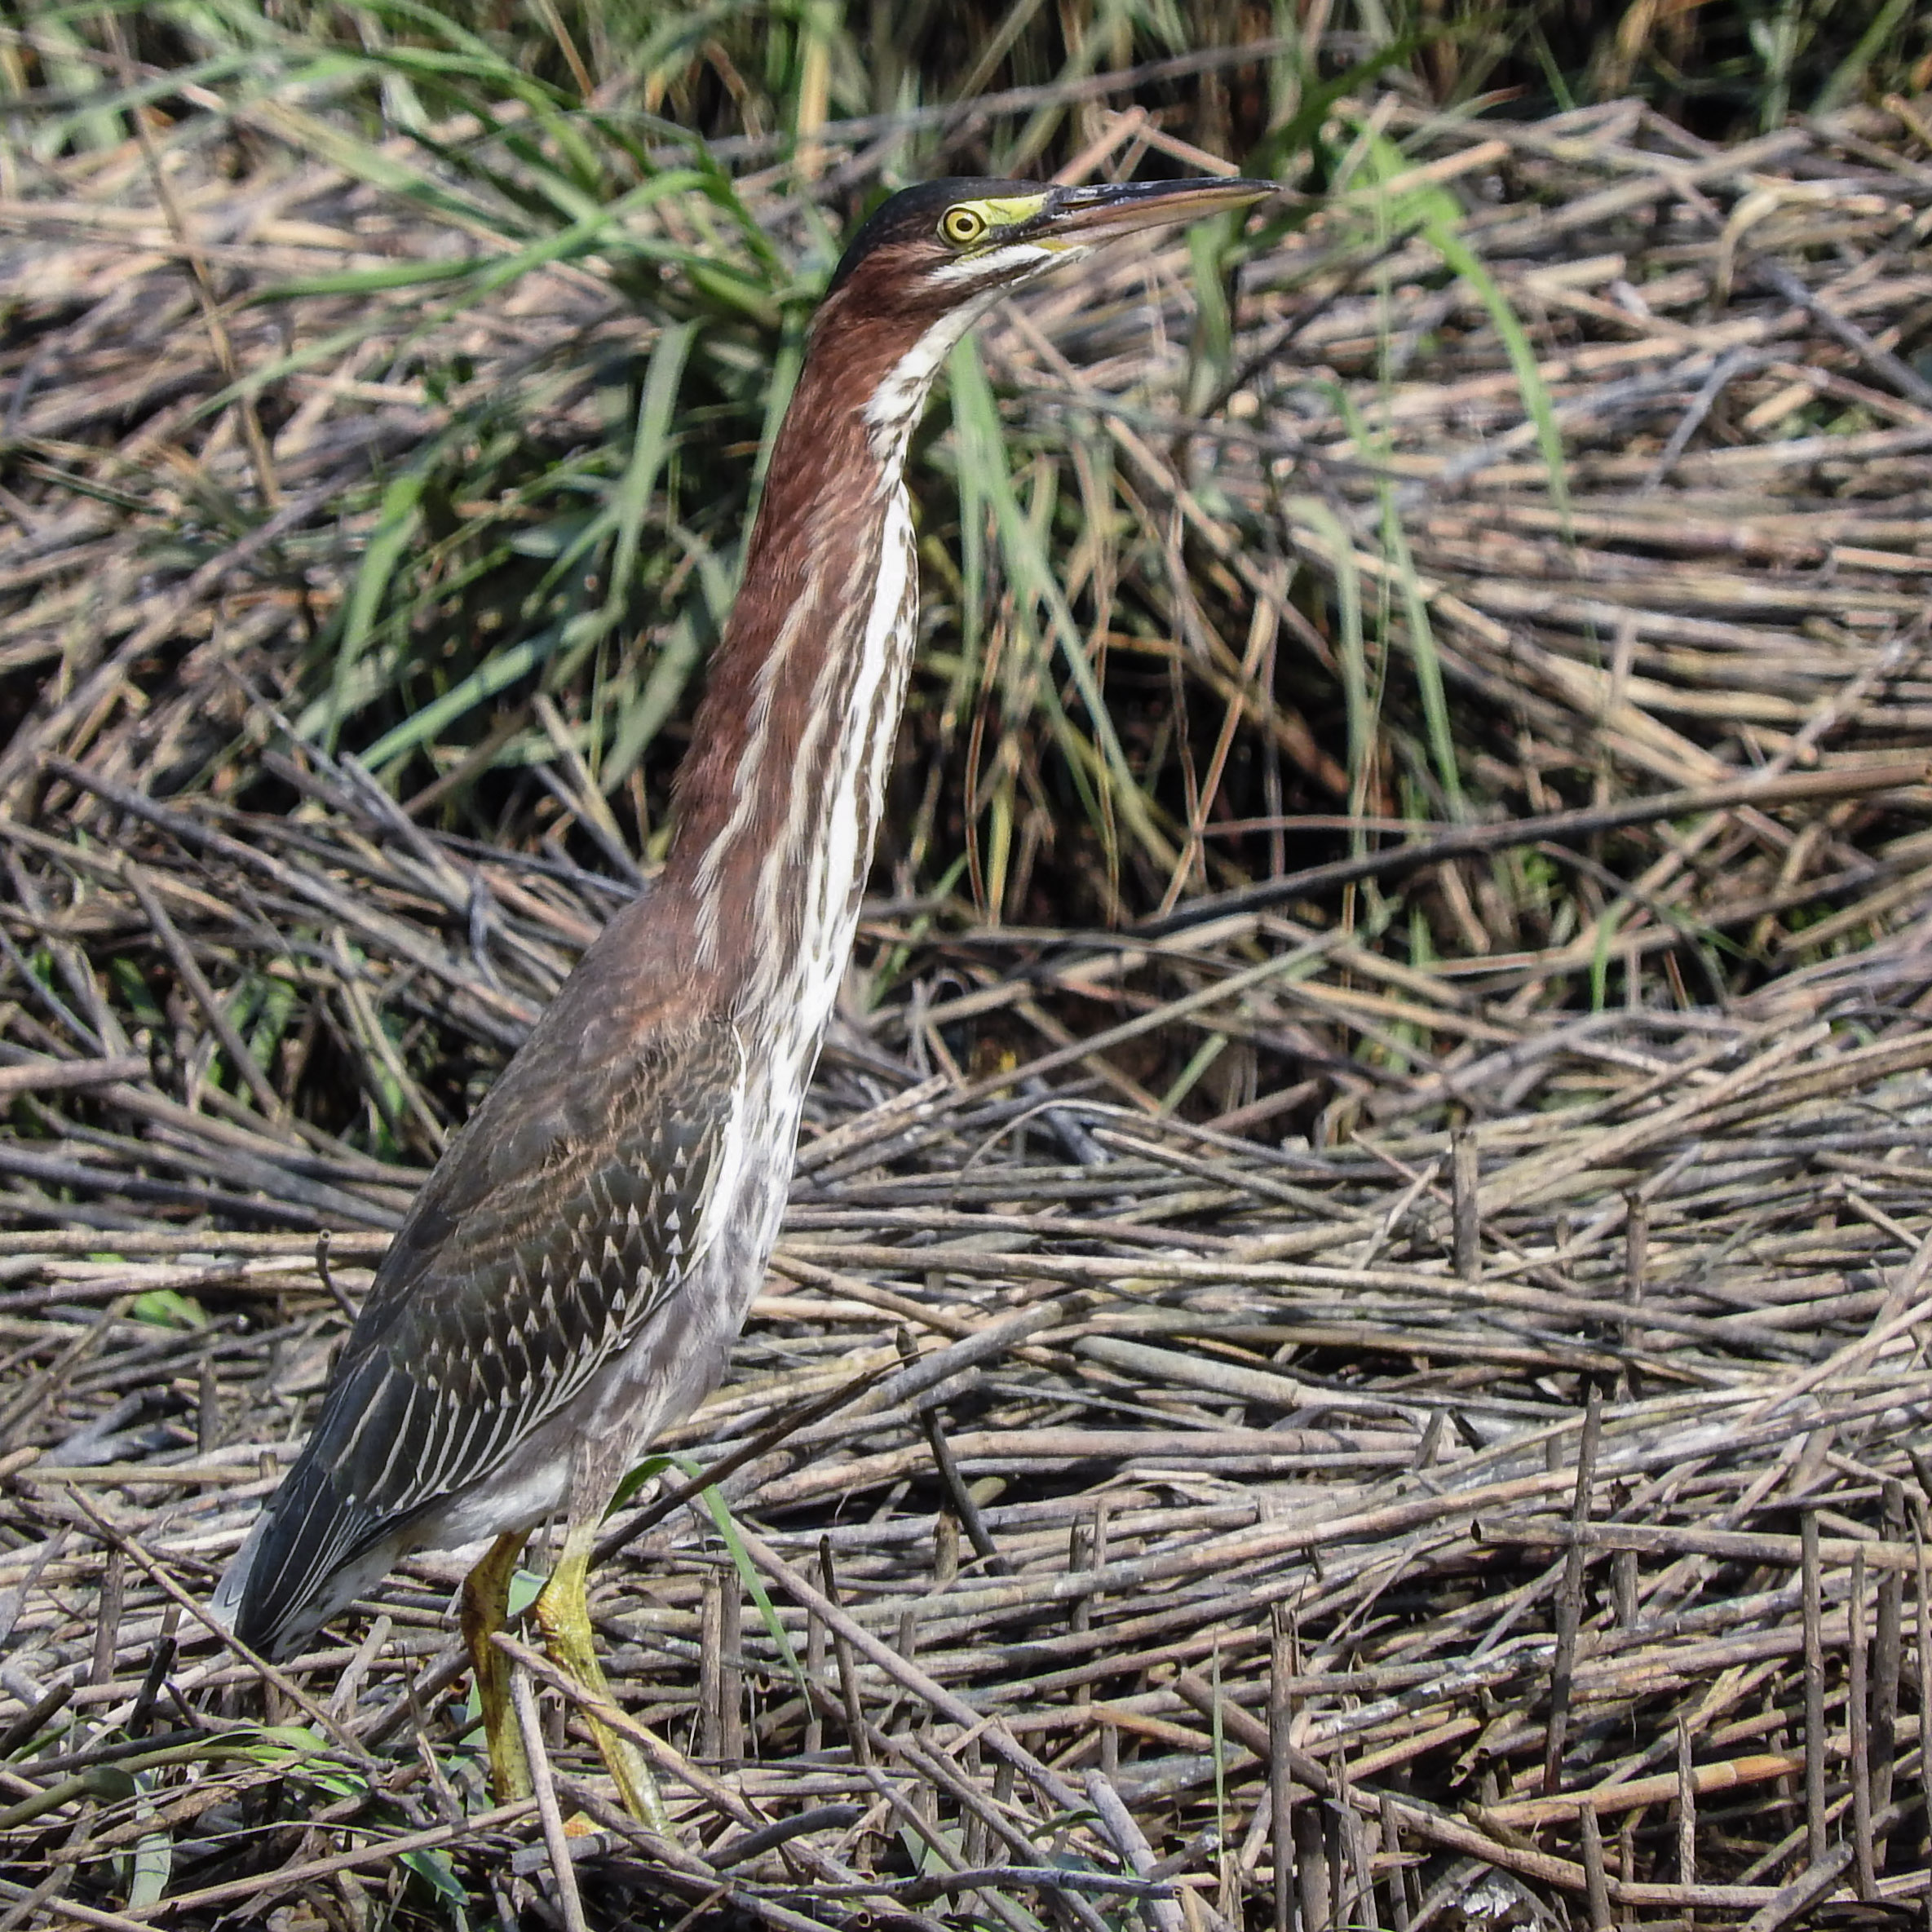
[698,1570,724,1761]
[1803,1509,1827,1872]
[1677,1717,1696,1900]
[1452,1125,1479,1280]
[820,1540,871,1771]
[1271,1604,1295,1932]
[1543,1385,1602,1797]
[511,1665,590,1932]
[1918,1532,1932,1903]
[1850,1548,1874,1899]
[1872,1479,1906,1849]
[1579,1806,1611,1932]
[1381,1790,1409,1932]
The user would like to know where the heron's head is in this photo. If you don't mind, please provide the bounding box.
[816,174,1271,456]
[828,174,1270,304]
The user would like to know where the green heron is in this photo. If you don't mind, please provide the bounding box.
[214,172,1269,1814]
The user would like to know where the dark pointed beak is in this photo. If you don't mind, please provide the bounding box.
[1043,175,1272,243]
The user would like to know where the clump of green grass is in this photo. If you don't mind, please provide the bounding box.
[3,2,1928,977]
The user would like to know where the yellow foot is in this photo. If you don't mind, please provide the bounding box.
[533,1523,674,1837]
[461,1529,532,1805]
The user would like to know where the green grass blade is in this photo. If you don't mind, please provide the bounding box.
[1289,496,1369,843]
[1815,0,1915,111]
[1333,392,1463,817]
[360,630,563,775]
[1357,128,1572,537]
[324,469,427,755]
[665,1453,807,1693]
[949,340,1174,871]
[547,319,696,699]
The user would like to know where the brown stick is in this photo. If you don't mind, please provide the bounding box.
[1543,1386,1602,1797]
[1849,1549,1875,1899]
[1132,762,1927,937]
[1477,1518,1924,1574]
[1802,1510,1827,1872]
[0,1054,150,1101]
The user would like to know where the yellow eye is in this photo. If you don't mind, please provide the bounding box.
[939,206,988,247]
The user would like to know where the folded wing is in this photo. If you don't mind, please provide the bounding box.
[228,1009,741,1656]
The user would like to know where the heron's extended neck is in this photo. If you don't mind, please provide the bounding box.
[663,301,972,1008]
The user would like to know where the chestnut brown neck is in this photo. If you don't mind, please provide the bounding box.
[660,264,975,1010]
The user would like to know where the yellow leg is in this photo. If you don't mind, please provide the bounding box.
[461,1529,532,1805]
[533,1522,672,1835]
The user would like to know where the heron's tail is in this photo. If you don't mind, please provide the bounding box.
[214,1451,387,1661]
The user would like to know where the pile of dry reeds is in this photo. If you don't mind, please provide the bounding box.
[2,60,1931,1932]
